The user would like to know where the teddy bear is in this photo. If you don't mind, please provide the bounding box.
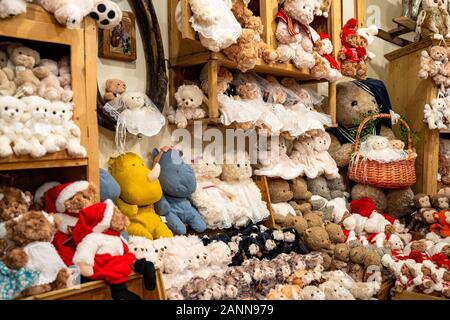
[0,0,32,19]
[424,98,448,130]
[268,179,297,222]
[311,33,342,82]
[263,0,318,70]
[190,155,248,229]
[0,96,34,157]
[153,147,207,235]
[307,177,332,201]
[35,59,73,102]
[303,227,333,269]
[324,221,345,244]
[200,66,234,96]
[166,84,206,129]
[104,78,127,104]
[8,46,43,97]
[0,186,32,222]
[430,210,450,237]
[36,0,94,29]
[290,135,319,179]
[58,56,71,90]
[55,101,87,157]
[2,210,69,297]
[319,280,355,300]
[416,0,450,41]
[109,152,173,240]
[418,46,448,80]
[0,52,16,96]
[312,130,340,179]
[70,199,156,300]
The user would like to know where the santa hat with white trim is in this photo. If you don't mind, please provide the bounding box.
[35,182,61,208]
[357,25,378,45]
[45,181,90,213]
[72,199,116,244]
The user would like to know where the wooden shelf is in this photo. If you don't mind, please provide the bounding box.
[21,272,166,300]
[0,152,88,171]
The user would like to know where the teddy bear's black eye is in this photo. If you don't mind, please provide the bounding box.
[36,108,39,111]
[155,249,158,253]
[45,109,48,112]
[237,164,241,167]
[182,98,185,101]
[134,248,137,251]
[62,110,65,113]
[351,101,358,107]
[16,109,18,112]
[18,51,22,55]
[72,19,76,24]
[190,99,193,102]
[5,107,8,111]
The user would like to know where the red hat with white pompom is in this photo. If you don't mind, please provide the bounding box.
[45,181,90,213]
[341,18,358,43]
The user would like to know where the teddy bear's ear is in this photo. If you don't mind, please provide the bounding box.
[31,49,40,65]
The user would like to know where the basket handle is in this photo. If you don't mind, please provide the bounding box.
[353,113,413,154]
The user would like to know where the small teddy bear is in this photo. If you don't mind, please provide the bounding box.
[424,98,448,130]
[36,59,73,102]
[8,46,43,97]
[3,211,69,297]
[0,186,33,222]
[416,0,450,41]
[55,101,87,157]
[167,84,206,129]
[418,46,448,80]
[104,79,127,103]
[36,0,94,29]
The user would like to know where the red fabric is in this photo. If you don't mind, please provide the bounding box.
[356,46,368,59]
[90,247,136,285]
[383,214,397,225]
[408,251,428,263]
[276,10,288,24]
[341,18,358,43]
[53,231,76,267]
[72,202,108,244]
[45,182,73,213]
[318,32,329,41]
[366,232,379,244]
[431,253,450,269]
[323,54,340,71]
[350,197,377,217]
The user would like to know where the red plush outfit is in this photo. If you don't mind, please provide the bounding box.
[71,200,136,285]
[431,211,450,238]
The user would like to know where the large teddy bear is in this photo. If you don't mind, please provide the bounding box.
[153,147,207,235]
[109,152,173,240]
[263,0,318,70]
[9,46,43,97]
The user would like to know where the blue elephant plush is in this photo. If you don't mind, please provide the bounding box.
[153,148,206,234]
[100,168,121,202]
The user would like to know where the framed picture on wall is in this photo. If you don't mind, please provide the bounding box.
[99,11,137,62]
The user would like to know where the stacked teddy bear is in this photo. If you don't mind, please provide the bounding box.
[0,44,86,159]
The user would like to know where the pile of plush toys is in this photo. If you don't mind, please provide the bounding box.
[0,0,123,30]
[439,138,450,192]
[0,43,86,158]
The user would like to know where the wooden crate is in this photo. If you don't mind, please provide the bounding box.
[385,38,441,194]
[21,272,166,300]
[0,4,99,186]
[391,290,448,301]
[167,0,351,125]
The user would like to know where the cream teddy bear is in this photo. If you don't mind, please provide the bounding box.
[424,98,448,130]
[313,131,340,180]
[9,46,42,97]
[0,50,16,96]
[36,0,94,29]
[21,96,50,158]
[37,59,73,102]
[0,96,33,157]
[190,155,247,230]
[57,101,87,157]
[0,0,32,19]
[45,101,68,153]
[167,84,207,129]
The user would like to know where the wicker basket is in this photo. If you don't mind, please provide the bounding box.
[348,114,416,189]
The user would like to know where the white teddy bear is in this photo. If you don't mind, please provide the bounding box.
[57,101,87,157]
[424,98,448,130]
[36,0,94,28]
[190,155,248,230]
[0,0,32,19]
[45,101,68,153]
[167,84,207,129]
[21,96,50,158]
[0,96,33,157]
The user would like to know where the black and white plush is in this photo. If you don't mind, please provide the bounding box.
[90,0,122,30]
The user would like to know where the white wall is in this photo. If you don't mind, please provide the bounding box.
[97,0,405,168]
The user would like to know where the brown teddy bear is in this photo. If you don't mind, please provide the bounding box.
[324,221,345,244]
[277,215,309,236]
[104,79,127,103]
[303,226,333,270]
[289,177,313,215]
[304,211,324,228]
[331,243,350,271]
[201,66,233,96]
[0,186,33,222]
[269,179,293,203]
[3,211,69,297]
[9,46,43,96]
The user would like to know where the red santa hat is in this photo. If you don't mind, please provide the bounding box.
[341,18,358,43]
[35,182,61,207]
[45,181,90,213]
[72,200,116,245]
[350,197,377,217]
[318,32,330,41]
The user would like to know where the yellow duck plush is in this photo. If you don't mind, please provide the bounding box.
[109,152,173,240]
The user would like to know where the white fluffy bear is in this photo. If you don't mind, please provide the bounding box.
[191,155,248,230]
[167,84,207,129]
[45,100,68,153]
[57,101,87,157]
[0,96,33,157]
[36,0,94,29]
[424,98,448,130]
[0,0,32,19]
[21,96,50,158]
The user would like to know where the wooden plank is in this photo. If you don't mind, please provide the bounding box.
[385,38,433,61]
[377,28,412,47]
[180,0,197,41]
[261,0,278,49]
[84,17,100,193]
[207,59,220,119]
[0,158,88,172]
[256,176,276,229]
[392,290,448,300]
[376,280,393,300]
[393,16,417,32]
[354,0,365,26]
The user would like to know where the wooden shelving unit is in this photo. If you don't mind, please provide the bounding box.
[377,16,416,47]
[168,0,347,124]
[386,38,443,195]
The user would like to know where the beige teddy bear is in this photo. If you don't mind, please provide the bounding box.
[9,46,42,97]
[166,84,207,129]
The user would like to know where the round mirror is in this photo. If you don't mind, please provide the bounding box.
[97,0,167,131]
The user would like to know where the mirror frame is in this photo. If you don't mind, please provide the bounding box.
[97,0,168,131]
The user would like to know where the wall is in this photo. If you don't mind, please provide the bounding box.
[97,0,406,168]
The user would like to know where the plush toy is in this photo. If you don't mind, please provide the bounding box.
[21,96,51,158]
[263,0,318,70]
[153,147,206,235]
[200,66,233,96]
[55,101,87,157]
[0,96,33,157]
[40,100,67,154]
[0,186,32,222]
[58,56,71,90]
[312,131,340,179]
[36,0,120,29]
[167,84,206,129]
[0,0,32,19]
[416,0,450,41]
[2,211,69,297]
[36,59,72,102]
[104,79,127,103]
[338,19,368,80]
[424,98,448,130]
[418,46,447,80]
[190,155,248,229]
[312,33,342,82]
[431,210,450,237]
[386,188,415,219]
[8,46,42,97]
[109,152,173,240]
[0,51,16,95]
[100,168,121,203]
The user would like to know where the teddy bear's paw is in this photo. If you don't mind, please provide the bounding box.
[13,140,32,156]
[30,144,47,158]
[67,143,87,158]
[90,0,123,30]
[0,0,27,19]
[0,144,13,158]
[43,89,60,101]
[61,90,73,103]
